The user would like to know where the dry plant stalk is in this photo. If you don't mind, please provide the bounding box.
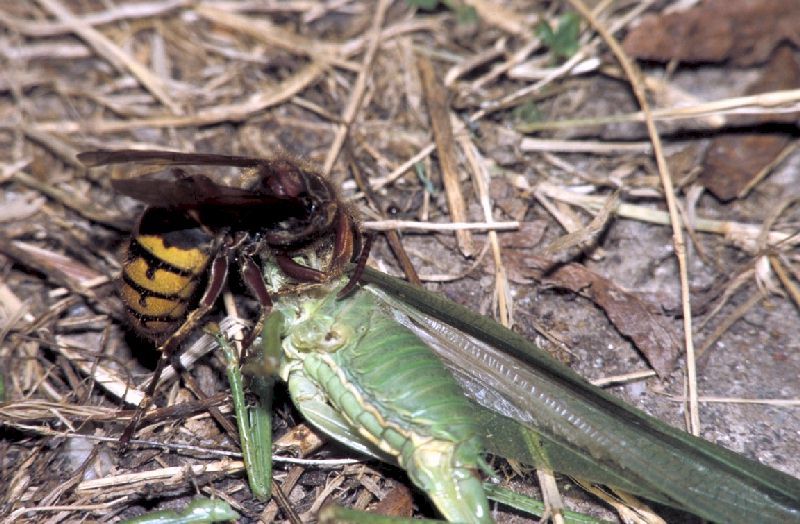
[418,54,475,257]
[1,1,799,523]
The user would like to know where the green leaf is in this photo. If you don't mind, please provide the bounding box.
[406,0,441,10]
[536,12,582,63]
[512,101,542,124]
[414,161,437,195]
[407,0,477,24]
[450,2,478,24]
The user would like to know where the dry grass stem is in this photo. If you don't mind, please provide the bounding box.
[696,289,765,360]
[574,481,661,524]
[519,88,800,132]
[418,55,474,256]
[542,190,619,256]
[666,396,800,407]
[459,131,511,326]
[590,370,657,387]
[362,219,518,232]
[36,0,179,113]
[322,0,389,175]
[537,468,566,524]
[76,461,246,492]
[738,140,799,198]
[195,5,356,70]
[520,137,653,155]
[769,255,800,311]
[537,184,798,253]
[2,2,798,522]
[463,0,532,36]
[54,339,144,406]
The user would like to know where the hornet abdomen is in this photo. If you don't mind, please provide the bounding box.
[119,207,214,341]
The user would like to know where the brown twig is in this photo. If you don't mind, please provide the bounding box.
[417,55,474,257]
[36,0,180,113]
[322,0,390,175]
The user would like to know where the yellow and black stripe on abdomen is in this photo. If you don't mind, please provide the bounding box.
[120,233,212,342]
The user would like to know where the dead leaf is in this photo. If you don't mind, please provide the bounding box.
[525,257,681,376]
[499,220,547,249]
[542,191,619,257]
[622,0,800,66]
[274,423,325,457]
[700,134,792,201]
[0,194,45,222]
[735,46,800,125]
[7,240,104,286]
[699,47,800,200]
[371,482,413,518]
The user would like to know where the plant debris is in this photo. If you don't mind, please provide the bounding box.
[1,2,799,523]
[622,0,800,66]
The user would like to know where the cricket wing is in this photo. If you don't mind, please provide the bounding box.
[360,267,800,524]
